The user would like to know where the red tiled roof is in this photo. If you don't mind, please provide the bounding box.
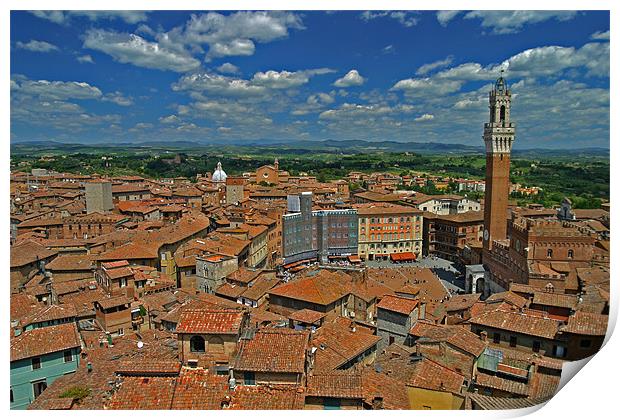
[377,294,419,315]
[407,357,465,394]
[107,376,177,409]
[268,270,351,306]
[306,372,363,398]
[176,308,245,334]
[288,308,326,324]
[115,360,181,376]
[45,254,94,271]
[11,240,58,268]
[312,318,381,372]
[233,329,309,373]
[11,323,81,362]
[468,309,560,340]
[96,296,132,310]
[562,311,608,336]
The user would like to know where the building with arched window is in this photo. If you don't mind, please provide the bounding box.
[176,308,248,368]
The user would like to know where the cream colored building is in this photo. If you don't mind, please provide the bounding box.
[354,203,423,261]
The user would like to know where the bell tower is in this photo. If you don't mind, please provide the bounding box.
[482,72,515,250]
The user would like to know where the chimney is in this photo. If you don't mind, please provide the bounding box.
[350,321,356,333]
[480,330,488,342]
[372,396,384,410]
[221,395,231,409]
[87,362,93,373]
[228,377,236,391]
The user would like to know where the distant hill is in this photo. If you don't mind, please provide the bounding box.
[11,138,608,158]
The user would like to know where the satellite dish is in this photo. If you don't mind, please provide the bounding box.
[137,341,144,349]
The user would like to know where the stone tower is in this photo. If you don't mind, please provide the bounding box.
[482,74,515,250]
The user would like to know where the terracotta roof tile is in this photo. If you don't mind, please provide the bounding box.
[468,309,560,340]
[288,308,326,324]
[233,329,309,373]
[377,294,419,315]
[11,323,81,362]
[312,318,381,372]
[407,357,465,394]
[306,372,363,398]
[176,308,245,334]
[562,311,608,336]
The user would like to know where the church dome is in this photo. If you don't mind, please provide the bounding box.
[212,162,227,182]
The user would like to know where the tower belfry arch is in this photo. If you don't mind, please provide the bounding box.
[482,72,516,251]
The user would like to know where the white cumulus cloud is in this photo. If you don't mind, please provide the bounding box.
[15,40,59,52]
[333,70,366,87]
[83,29,200,73]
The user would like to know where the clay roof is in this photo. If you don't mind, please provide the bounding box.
[215,282,247,299]
[115,360,182,376]
[361,368,410,409]
[104,266,135,280]
[11,323,81,362]
[169,369,228,410]
[226,267,262,284]
[233,329,309,373]
[312,317,381,372]
[377,294,419,315]
[409,321,486,357]
[227,385,305,410]
[562,311,608,336]
[407,357,465,394]
[11,240,58,268]
[29,397,75,410]
[96,296,132,310]
[45,254,94,271]
[486,291,529,308]
[474,372,529,397]
[241,276,280,302]
[268,269,351,306]
[107,376,177,409]
[532,292,579,309]
[28,330,178,410]
[468,309,560,340]
[288,308,326,324]
[468,393,550,410]
[445,293,482,312]
[11,292,43,322]
[22,304,77,327]
[111,183,151,193]
[306,372,363,398]
[176,308,245,334]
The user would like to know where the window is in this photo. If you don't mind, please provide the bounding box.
[117,328,124,336]
[190,335,206,353]
[547,249,553,258]
[11,389,14,403]
[493,333,500,344]
[32,380,47,398]
[509,336,517,347]
[244,372,256,386]
[32,357,41,370]
[64,350,73,363]
[533,341,541,353]
[324,398,341,410]
[568,249,574,259]
[389,336,395,345]
[120,278,127,288]
[552,345,568,358]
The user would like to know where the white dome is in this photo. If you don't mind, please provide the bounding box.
[212,161,227,182]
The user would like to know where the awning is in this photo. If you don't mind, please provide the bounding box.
[348,255,362,263]
[390,252,416,262]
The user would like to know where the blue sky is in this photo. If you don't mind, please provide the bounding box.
[10,10,610,149]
